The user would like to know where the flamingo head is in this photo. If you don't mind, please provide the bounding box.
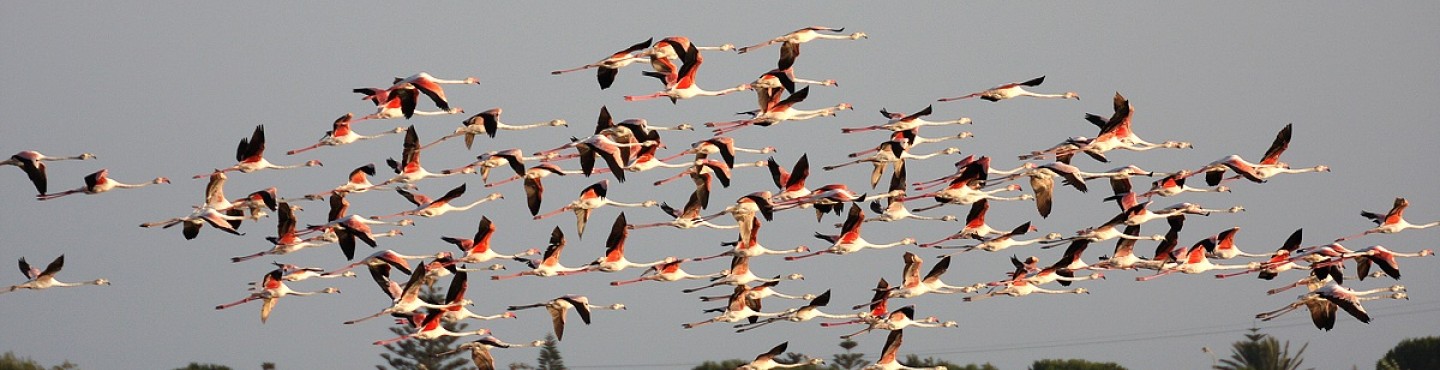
[1090,273,1106,280]
[1165,141,1193,149]
[1043,232,1064,240]
[155,177,172,184]
[1005,184,1023,191]
[1228,206,1246,213]
[484,264,506,271]
[607,303,627,310]
[674,123,695,131]
[463,77,480,84]
[396,219,416,226]
[800,293,817,300]
[503,311,518,319]
[717,43,736,51]
[1389,285,1407,292]
[941,320,959,328]
[901,238,918,245]
[786,273,805,281]
[1420,250,1435,257]
[385,229,406,237]
[957,117,974,125]
[1392,292,1409,300]
[1064,92,1080,100]
[80,153,98,160]
[487,193,504,200]
[94,279,111,286]
[641,200,659,207]
[807,358,826,365]
[851,32,869,40]
[340,271,358,277]
[956,131,975,139]
[304,160,324,167]
[940,215,958,222]
[836,103,854,111]
[549,119,569,127]
[1074,288,1089,294]
[795,246,811,253]
[1315,165,1331,172]
[321,287,341,294]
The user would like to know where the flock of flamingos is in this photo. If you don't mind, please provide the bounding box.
[4,26,1436,370]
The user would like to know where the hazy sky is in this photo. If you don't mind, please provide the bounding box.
[3,2,1438,370]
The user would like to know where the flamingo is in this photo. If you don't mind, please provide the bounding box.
[300,192,413,260]
[858,167,957,224]
[491,227,588,280]
[139,207,247,240]
[646,36,736,61]
[288,164,416,202]
[1003,162,1090,218]
[1198,227,1271,259]
[3,150,95,195]
[1,255,109,295]
[904,158,1034,212]
[506,294,625,341]
[840,306,957,340]
[651,159,750,208]
[733,342,826,369]
[532,180,657,238]
[191,125,322,179]
[963,264,1089,302]
[36,169,168,200]
[1193,123,1329,186]
[736,26,867,54]
[851,253,974,312]
[387,72,479,114]
[1121,198,1245,227]
[822,278,893,328]
[343,264,458,325]
[485,163,580,216]
[230,202,403,263]
[609,259,723,286]
[785,204,917,261]
[1346,245,1435,280]
[268,263,356,282]
[372,184,503,219]
[937,76,1078,102]
[373,126,466,188]
[441,216,541,266]
[690,219,808,262]
[844,129,973,159]
[934,222,1061,255]
[1137,170,1229,198]
[657,136,776,169]
[550,38,654,89]
[1043,211,1164,248]
[1090,216,1183,271]
[214,268,339,323]
[774,183,901,220]
[911,156,1032,192]
[707,86,852,135]
[698,279,814,303]
[534,132,653,183]
[1256,282,1409,328]
[823,140,960,188]
[736,291,858,333]
[1024,93,1190,163]
[682,254,804,294]
[1137,240,1256,281]
[1211,228,1311,280]
[681,285,787,329]
[437,336,550,370]
[286,113,406,155]
[765,155,812,202]
[840,106,972,134]
[573,213,673,274]
[433,271,516,323]
[353,84,464,121]
[372,308,491,346]
[629,192,737,230]
[1335,197,1440,242]
[919,200,1000,248]
[424,108,569,150]
[862,330,947,370]
[625,43,749,103]
[699,191,776,249]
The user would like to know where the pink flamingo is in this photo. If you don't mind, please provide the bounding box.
[286,113,406,155]
[938,75,1078,102]
[441,216,541,266]
[506,295,625,341]
[191,125,322,179]
[736,26,866,54]
[551,38,654,89]
[532,180,657,238]
[625,43,749,103]
[425,108,568,150]
[1335,197,1440,242]
[491,227,588,280]
[37,169,168,200]
[3,150,95,195]
[214,268,339,323]
[2,255,109,295]
[785,204,916,261]
[840,105,971,134]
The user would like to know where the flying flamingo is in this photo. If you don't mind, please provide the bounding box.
[1346,245,1435,280]
[840,306,957,340]
[1335,197,1440,242]
[903,158,1034,212]
[822,278,892,328]
[736,291,858,334]
[933,222,1061,255]
[139,207,248,240]
[763,155,812,202]
[630,192,737,230]
[1,255,109,295]
[36,169,168,200]
[851,254,974,312]
[1198,227,1271,259]
[919,200,1002,249]
[699,280,814,304]
[267,263,356,282]
[911,155,1032,192]
[844,129,973,159]
[301,192,413,260]
[682,254,805,294]
[343,264,458,325]
[437,336,550,370]
[387,72,479,114]
[625,43,749,103]
[230,202,404,263]
[862,330,947,370]
[651,159,750,208]
[657,136,775,169]
[707,87,853,135]
[533,180,657,238]
[572,213,674,274]
[214,268,339,323]
[485,163,580,216]
[373,126,466,188]
[840,106,972,134]
[688,219,808,262]
[1137,240,1257,281]
[681,285,788,329]
[698,191,776,249]
[1137,170,1229,198]
[491,227,588,280]
[1002,162,1090,218]
[937,75,1078,102]
[286,113,406,155]
[964,264,1089,302]
[288,164,416,202]
[1192,123,1329,186]
[1042,211,1165,248]
[609,259,723,286]
[441,216,541,267]
[435,271,517,323]
[551,38,654,89]
[1255,282,1408,328]
[424,108,569,150]
[732,342,826,369]
[506,294,625,341]
[785,204,917,261]
[372,308,491,346]
[736,26,867,54]
[823,140,961,188]
[3,150,95,195]
[353,84,464,121]
[371,184,503,219]
[534,132,653,183]
[191,125,322,179]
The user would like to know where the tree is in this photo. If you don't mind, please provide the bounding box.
[0,351,78,370]
[690,359,747,370]
[903,355,995,370]
[261,363,275,370]
[1215,328,1309,370]
[1376,336,1440,370]
[831,339,867,370]
[1030,359,1127,370]
[171,364,232,370]
[376,284,469,370]
[536,334,565,370]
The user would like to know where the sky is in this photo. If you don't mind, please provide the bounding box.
[2,2,1438,370]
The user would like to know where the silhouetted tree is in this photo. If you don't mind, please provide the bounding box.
[536,334,565,370]
[831,339,866,370]
[1030,359,1127,370]
[1376,336,1440,370]
[691,359,747,370]
[376,284,468,370]
[261,363,275,370]
[1214,328,1309,370]
[903,355,990,370]
[0,351,78,370]
[172,364,233,370]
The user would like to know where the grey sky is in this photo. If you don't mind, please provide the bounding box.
[2,2,1438,369]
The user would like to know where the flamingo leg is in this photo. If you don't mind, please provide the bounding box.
[624,93,668,102]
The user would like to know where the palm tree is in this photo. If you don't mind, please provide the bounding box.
[1215,328,1311,370]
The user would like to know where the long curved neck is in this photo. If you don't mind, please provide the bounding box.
[502,121,557,130]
